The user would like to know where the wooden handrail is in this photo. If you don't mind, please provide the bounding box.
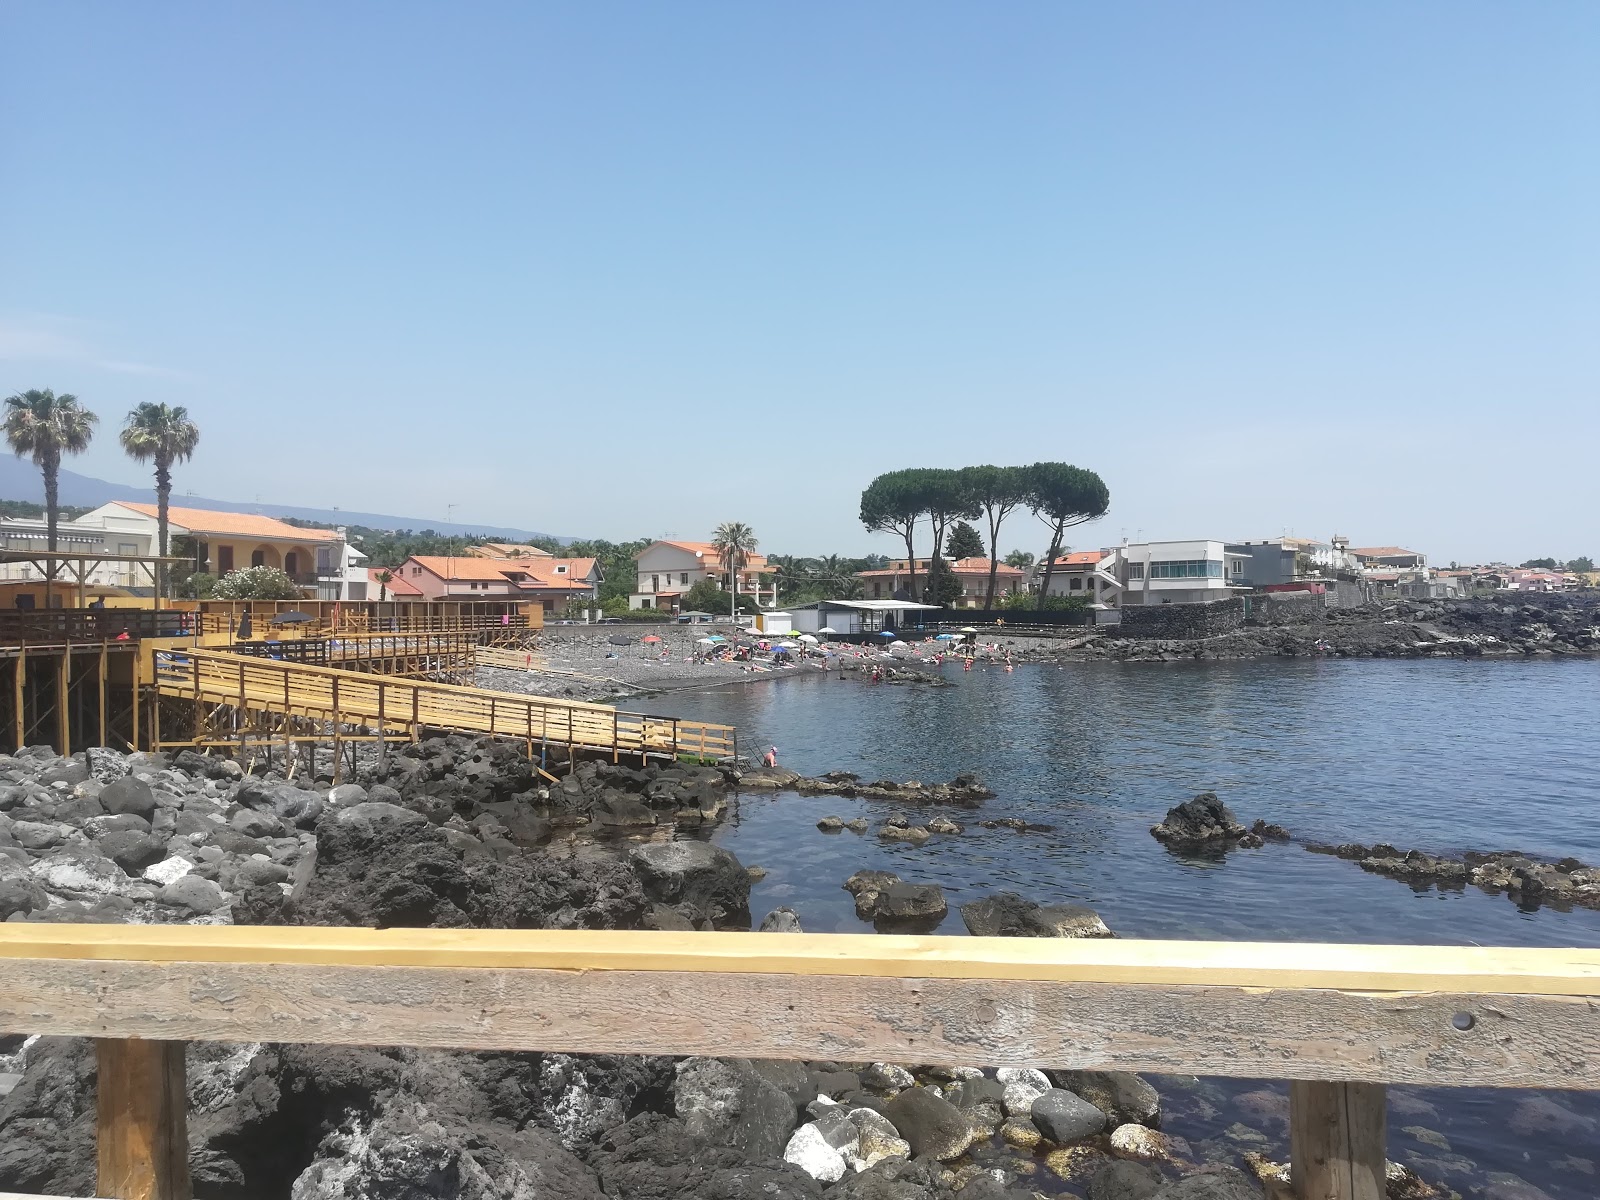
[1,925,1594,1199]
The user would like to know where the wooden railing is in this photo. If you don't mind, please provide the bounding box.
[0,609,199,646]
[151,647,735,760]
[0,926,1596,1200]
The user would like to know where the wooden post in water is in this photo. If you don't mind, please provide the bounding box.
[1290,1080,1385,1200]
[96,1037,191,1200]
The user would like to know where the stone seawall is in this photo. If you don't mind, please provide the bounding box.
[1117,598,1245,639]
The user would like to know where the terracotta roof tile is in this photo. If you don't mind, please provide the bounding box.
[117,503,340,542]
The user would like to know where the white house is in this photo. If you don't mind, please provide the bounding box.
[1036,550,1123,606]
[788,599,942,635]
[0,515,156,589]
[629,540,777,611]
[1112,540,1252,606]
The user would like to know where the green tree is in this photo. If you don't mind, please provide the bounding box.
[3,388,98,556]
[944,520,986,560]
[119,402,201,598]
[961,464,1031,608]
[860,469,928,601]
[920,468,980,606]
[375,569,393,600]
[1521,557,1559,570]
[212,565,301,600]
[1004,549,1035,570]
[711,521,759,618]
[1567,556,1595,574]
[1027,462,1110,599]
[176,571,218,599]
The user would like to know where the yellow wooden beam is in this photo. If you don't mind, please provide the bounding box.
[0,925,1597,995]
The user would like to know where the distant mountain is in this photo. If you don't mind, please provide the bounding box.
[0,456,571,542]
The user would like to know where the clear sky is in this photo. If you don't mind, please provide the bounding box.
[2,4,1595,564]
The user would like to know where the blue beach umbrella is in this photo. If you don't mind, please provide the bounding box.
[877,630,898,638]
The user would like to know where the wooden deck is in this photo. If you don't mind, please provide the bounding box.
[148,646,734,760]
[2,925,1598,1199]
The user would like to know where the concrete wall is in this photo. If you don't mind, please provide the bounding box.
[1118,597,1245,639]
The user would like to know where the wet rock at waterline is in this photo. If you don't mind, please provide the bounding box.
[959,892,1113,939]
[1307,840,1600,912]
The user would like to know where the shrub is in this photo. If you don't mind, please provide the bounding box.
[212,566,302,600]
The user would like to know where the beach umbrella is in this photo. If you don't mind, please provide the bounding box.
[608,633,634,646]
[935,633,957,640]
[958,627,978,634]
[816,626,837,635]
[877,630,898,638]
[696,637,718,646]
[707,635,726,642]
[796,634,818,644]
[772,645,791,655]
[270,611,313,625]
[775,641,800,649]
[641,635,662,643]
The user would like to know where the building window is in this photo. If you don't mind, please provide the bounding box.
[1069,577,1082,590]
[285,552,299,577]
[250,550,266,568]
[1230,560,1245,576]
[412,566,422,576]
[651,574,659,592]
[1127,562,1144,580]
[555,565,567,574]
[1149,560,1223,579]
[680,572,689,586]
[218,546,234,572]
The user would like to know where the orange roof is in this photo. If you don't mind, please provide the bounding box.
[467,542,552,558]
[521,558,598,587]
[117,503,339,542]
[1052,550,1107,567]
[368,567,422,595]
[642,540,770,570]
[407,556,529,581]
[1349,546,1422,558]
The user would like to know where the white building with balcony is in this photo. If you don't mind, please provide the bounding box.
[1112,540,1252,605]
[629,540,777,610]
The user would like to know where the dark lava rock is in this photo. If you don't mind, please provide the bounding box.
[1150,793,1247,848]
[629,842,751,930]
[1049,1070,1161,1127]
[98,776,155,820]
[0,1037,97,1197]
[672,1057,798,1160]
[0,876,50,918]
[960,892,1112,938]
[882,1087,976,1160]
[1031,1088,1108,1143]
[1148,1167,1262,1199]
[1089,1160,1166,1200]
[869,882,947,931]
[97,830,167,875]
[588,1111,821,1200]
[759,907,804,933]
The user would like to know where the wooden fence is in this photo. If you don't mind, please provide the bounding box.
[0,926,1596,1199]
[148,647,736,762]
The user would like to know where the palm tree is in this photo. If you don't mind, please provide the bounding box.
[120,403,200,598]
[3,389,98,561]
[711,521,759,619]
[376,569,393,601]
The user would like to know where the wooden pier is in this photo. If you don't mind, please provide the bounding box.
[1,925,1596,1200]
[144,646,735,765]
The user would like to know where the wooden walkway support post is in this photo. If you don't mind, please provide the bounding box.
[96,1037,191,1200]
[1290,1080,1385,1200]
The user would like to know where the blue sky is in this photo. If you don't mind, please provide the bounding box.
[2,4,1595,563]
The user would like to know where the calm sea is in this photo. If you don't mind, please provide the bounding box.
[649,658,1600,1197]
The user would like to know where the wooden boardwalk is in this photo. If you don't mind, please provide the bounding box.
[3,925,1599,1199]
[148,647,734,761]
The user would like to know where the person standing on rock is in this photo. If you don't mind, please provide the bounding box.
[763,746,778,767]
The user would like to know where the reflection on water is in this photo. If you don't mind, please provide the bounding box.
[648,658,1600,1196]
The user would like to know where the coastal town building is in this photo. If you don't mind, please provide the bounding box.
[1348,546,1427,569]
[855,557,1024,608]
[788,599,942,636]
[394,554,602,612]
[1036,550,1122,606]
[464,542,552,559]
[1112,540,1252,606]
[76,503,355,600]
[629,540,776,611]
[0,515,156,591]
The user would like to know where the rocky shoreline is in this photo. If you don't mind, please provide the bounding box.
[0,738,1326,1200]
[0,737,1578,1197]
